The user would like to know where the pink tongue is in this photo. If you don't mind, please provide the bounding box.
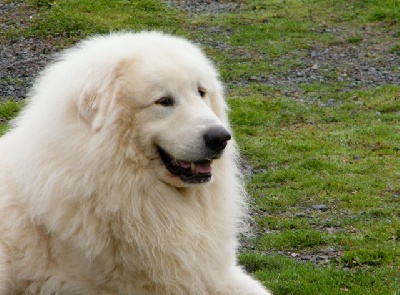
[177,160,211,174]
[195,162,212,174]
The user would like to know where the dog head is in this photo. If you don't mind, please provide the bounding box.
[74,32,231,187]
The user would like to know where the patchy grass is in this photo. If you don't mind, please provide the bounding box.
[1,0,400,294]
[365,0,400,21]
[390,44,400,55]
[0,100,24,135]
[1,0,185,45]
[0,100,22,120]
[239,253,399,294]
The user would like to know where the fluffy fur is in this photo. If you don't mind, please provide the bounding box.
[0,32,271,295]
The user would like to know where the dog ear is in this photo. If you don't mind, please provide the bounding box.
[76,69,119,132]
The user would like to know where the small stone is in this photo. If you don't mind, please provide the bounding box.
[316,255,329,261]
[312,204,329,212]
[300,256,312,261]
[295,213,307,218]
[249,76,261,82]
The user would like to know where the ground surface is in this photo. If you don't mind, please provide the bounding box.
[2,1,399,101]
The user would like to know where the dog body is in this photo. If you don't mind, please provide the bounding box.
[0,32,271,294]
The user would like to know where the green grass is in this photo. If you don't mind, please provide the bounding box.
[2,0,185,44]
[239,253,399,295]
[1,0,400,294]
[0,100,23,135]
[364,0,400,21]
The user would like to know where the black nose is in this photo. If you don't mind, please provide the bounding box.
[203,126,231,152]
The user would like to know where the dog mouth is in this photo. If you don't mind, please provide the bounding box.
[157,147,212,184]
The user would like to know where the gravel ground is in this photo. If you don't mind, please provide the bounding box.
[0,37,56,100]
[164,0,242,13]
[1,0,399,266]
[0,2,58,101]
[259,32,400,103]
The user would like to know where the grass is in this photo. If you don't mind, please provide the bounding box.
[1,0,185,43]
[0,100,23,136]
[240,253,399,294]
[1,0,400,294]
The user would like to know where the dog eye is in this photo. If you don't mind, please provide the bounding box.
[198,87,206,98]
[155,96,175,107]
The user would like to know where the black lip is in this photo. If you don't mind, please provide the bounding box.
[157,147,211,184]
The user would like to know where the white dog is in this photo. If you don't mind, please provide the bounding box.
[0,32,271,294]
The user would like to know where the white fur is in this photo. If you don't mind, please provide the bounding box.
[0,32,271,294]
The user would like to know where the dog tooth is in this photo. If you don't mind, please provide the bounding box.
[191,162,196,172]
